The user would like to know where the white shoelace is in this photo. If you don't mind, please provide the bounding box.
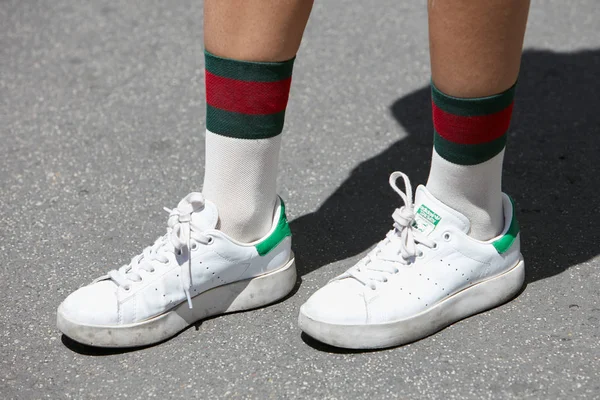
[341,172,437,290]
[101,193,211,308]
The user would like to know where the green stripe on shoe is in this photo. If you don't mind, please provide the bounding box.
[205,51,295,82]
[431,81,516,116]
[433,130,507,165]
[206,105,286,139]
[255,198,292,256]
[492,196,520,254]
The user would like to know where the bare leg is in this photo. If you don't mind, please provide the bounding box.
[205,0,313,61]
[429,0,529,97]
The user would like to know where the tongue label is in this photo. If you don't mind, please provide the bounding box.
[412,205,441,235]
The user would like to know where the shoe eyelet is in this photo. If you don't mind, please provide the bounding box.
[191,243,198,251]
[124,286,131,292]
[383,278,388,283]
[176,249,182,256]
[149,268,156,274]
[394,268,399,273]
[417,251,424,259]
[432,242,438,250]
[443,232,451,241]
[207,236,214,245]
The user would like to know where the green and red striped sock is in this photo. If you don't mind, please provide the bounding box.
[202,51,295,242]
[431,82,515,165]
[426,82,517,240]
[205,51,294,139]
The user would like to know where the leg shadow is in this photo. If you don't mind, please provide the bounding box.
[290,49,600,283]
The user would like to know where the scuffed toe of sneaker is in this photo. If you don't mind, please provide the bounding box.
[300,279,367,326]
[58,281,120,326]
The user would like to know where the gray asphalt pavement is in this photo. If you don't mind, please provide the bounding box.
[1,1,599,399]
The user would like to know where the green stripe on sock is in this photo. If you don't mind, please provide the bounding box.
[205,51,295,82]
[433,130,506,165]
[431,81,516,117]
[207,105,286,139]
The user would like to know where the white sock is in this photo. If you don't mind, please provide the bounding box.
[426,148,505,240]
[202,130,280,242]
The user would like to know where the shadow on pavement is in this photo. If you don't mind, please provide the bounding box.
[290,49,600,284]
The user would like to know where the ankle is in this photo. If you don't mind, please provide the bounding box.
[463,203,504,240]
[427,186,504,240]
[210,196,277,242]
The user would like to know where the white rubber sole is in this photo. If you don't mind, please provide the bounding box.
[298,256,525,349]
[57,256,297,348]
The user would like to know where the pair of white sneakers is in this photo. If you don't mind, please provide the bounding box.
[57,172,524,349]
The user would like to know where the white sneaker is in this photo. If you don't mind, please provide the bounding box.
[57,193,296,347]
[298,172,524,349]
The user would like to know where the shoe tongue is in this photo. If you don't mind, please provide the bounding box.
[190,198,219,231]
[411,185,470,236]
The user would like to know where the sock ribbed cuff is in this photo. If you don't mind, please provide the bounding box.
[431,81,516,165]
[205,51,295,139]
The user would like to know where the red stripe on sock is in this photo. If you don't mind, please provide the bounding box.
[432,101,514,145]
[206,71,291,115]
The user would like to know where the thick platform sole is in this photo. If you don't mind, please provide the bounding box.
[58,255,296,348]
[298,256,525,350]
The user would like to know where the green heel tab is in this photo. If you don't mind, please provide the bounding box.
[492,196,520,254]
[255,198,292,256]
